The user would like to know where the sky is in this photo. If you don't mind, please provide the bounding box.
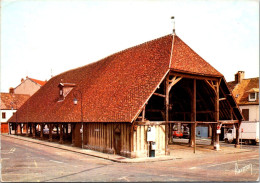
[1,0,259,93]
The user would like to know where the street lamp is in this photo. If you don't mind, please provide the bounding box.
[73,90,83,149]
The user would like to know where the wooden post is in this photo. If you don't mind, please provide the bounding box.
[59,124,63,144]
[142,106,146,122]
[32,123,36,138]
[29,123,32,134]
[40,124,44,139]
[14,123,17,135]
[66,124,69,135]
[72,123,75,146]
[49,124,53,142]
[165,74,170,155]
[235,122,241,148]
[191,79,196,153]
[215,80,220,150]
[211,124,216,146]
[26,123,29,137]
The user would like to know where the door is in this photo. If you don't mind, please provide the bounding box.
[114,132,121,155]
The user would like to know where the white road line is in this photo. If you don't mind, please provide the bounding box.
[34,160,38,167]
[189,167,197,169]
[207,158,259,168]
[49,160,63,164]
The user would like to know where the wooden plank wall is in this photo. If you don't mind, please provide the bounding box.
[84,122,132,157]
[132,124,165,158]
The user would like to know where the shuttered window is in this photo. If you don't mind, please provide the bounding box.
[2,112,6,119]
[242,109,249,121]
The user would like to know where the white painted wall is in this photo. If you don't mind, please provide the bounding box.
[0,109,16,123]
[239,105,259,122]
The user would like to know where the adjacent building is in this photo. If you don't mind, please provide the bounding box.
[8,33,243,158]
[228,71,259,131]
[13,76,47,96]
[1,92,30,133]
[1,77,46,133]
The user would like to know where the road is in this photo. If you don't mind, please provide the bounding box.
[1,135,259,182]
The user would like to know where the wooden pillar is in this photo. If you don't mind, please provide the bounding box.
[71,123,75,146]
[214,80,220,150]
[73,123,82,147]
[56,125,59,135]
[235,123,241,148]
[59,124,63,144]
[191,79,196,153]
[83,123,87,145]
[8,123,11,135]
[40,124,44,139]
[20,124,23,134]
[29,123,32,134]
[14,123,17,135]
[165,74,170,155]
[142,106,146,122]
[49,124,53,142]
[26,123,29,136]
[32,123,36,138]
[66,124,69,135]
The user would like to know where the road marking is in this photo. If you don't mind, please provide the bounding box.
[207,158,259,168]
[34,160,38,167]
[118,176,130,182]
[189,167,197,169]
[10,147,16,152]
[49,160,63,164]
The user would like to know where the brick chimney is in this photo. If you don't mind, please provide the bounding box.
[21,78,24,83]
[9,87,14,94]
[235,71,245,84]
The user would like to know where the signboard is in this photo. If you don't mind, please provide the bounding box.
[147,126,156,142]
[216,129,221,134]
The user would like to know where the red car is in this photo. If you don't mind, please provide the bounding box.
[173,130,183,138]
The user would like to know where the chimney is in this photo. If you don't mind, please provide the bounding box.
[9,87,14,94]
[21,78,24,83]
[235,71,245,84]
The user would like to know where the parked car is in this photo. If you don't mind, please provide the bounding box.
[43,128,49,134]
[183,130,190,139]
[173,130,183,138]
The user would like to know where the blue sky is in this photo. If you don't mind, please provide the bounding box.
[1,0,259,92]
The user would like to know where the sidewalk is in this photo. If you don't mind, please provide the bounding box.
[1,134,174,163]
[2,134,253,163]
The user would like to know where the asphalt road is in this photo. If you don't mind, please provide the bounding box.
[1,135,259,182]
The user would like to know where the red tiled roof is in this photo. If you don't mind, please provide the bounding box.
[8,34,225,123]
[1,93,30,110]
[170,36,223,77]
[228,77,259,105]
[29,78,47,86]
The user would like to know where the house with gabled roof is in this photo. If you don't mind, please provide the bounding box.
[8,31,243,158]
[14,76,47,96]
[1,92,30,133]
[227,71,259,143]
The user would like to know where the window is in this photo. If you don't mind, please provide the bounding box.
[242,109,249,121]
[249,92,257,101]
[2,112,6,119]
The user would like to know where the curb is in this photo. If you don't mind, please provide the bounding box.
[2,134,175,163]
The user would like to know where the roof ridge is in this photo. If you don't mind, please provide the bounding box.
[53,34,172,78]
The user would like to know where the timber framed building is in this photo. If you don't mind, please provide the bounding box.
[8,33,243,158]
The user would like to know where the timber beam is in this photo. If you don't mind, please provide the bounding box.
[153,93,166,98]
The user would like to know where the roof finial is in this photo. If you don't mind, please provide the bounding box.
[171,16,175,35]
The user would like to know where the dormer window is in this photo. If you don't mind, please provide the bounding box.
[249,93,256,101]
[58,83,76,101]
